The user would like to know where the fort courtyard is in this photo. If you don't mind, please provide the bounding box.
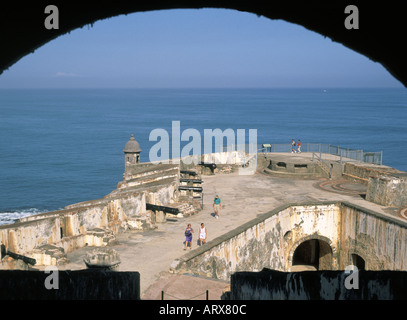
[55,153,407,299]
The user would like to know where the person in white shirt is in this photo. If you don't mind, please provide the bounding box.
[199,223,207,246]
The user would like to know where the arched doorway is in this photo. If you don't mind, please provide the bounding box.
[351,253,366,270]
[292,239,333,271]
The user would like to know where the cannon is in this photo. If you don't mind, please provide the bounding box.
[146,203,180,215]
[180,170,197,176]
[199,162,217,169]
[199,162,217,173]
[178,186,203,192]
[8,250,37,265]
[0,245,37,266]
[179,178,202,184]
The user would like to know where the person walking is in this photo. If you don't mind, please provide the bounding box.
[297,139,301,153]
[184,224,194,250]
[291,139,296,153]
[199,223,207,246]
[213,195,221,219]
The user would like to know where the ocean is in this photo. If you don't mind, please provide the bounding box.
[0,88,406,224]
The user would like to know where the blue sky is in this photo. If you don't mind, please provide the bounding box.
[0,8,402,88]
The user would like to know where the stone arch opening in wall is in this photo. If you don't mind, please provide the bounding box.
[351,253,366,270]
[291,238,333,271]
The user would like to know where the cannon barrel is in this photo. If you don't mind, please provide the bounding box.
[179,178,202,183]
[199,162,217,169]
[6,250,36,266]
[178,186,203,192]
[180,170,197,176]
[146,203,180,215]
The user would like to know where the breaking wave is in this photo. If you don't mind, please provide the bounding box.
[0,208,46,226]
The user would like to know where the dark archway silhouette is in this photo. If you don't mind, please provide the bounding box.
[351,253,366,270]
[292,239,333,270]
[0,1,407,86]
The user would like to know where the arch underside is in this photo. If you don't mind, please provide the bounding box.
[292,238,333,271]
[0,1,406,86]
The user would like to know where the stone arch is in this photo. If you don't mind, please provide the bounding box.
[0,2,406,86]
[351,253,366,270]
[288,235,334,271]
[342,234,383,271]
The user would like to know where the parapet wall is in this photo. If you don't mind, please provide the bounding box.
[171,201,407,281]
[0,163,179,267]
[0,192,141,265]
[366,173,407,207]
[343,162,402,184]
[1,151,252,268]
[226,268,407,300]
[0,270,140,300]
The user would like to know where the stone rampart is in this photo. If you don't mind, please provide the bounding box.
[366,173,407,207]
[343,162,402,184]
[226,268,407,300]
[0,269,140,300]
[0,163,180,267]
[171,201,407,281]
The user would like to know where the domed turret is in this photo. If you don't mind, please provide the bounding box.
[123,134,141,153]
[123,134,141,170]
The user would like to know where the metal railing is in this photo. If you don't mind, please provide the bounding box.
[259,143,383,165]
[311,152,335,179]
[221,143,382,165]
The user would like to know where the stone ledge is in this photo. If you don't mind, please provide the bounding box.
[263,168,324,179]
[170,200,407,275]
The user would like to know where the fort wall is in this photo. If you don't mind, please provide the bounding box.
[343,162,403,184]
[225,268,407,300]
[0,270,140,300]
[172,202,407,281]
[0,149,248,268]
[366,173,407,207]
[1,148,406,272]
[0,162,179,267]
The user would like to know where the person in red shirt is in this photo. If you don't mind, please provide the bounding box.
[297,140,301,153]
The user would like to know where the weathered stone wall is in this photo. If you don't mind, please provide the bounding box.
[0,170,178,266]
[122,163,180,187]
[202,151,247,165]
[366,174,407,207]
[339,203,407,270]
[283,204,341,270]
[226,268,407,300]
[0,197,128,262]
[172,202,407,281]
[0,270,140,300]
[256,155,270,171]
[0,216,61,254]
[146,182,177,207]
[343,162,402,185]
[172,203,342,280]
[262,156,337,179]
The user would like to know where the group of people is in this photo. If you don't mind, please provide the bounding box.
[291,139,301,153]
[183,195,221,250]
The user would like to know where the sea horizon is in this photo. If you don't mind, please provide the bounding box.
[1,87,406,224]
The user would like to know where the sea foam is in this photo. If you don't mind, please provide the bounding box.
[0,208,45,226]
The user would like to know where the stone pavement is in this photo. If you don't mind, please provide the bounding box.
[141,272,229,300]
[60,168,405,300]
